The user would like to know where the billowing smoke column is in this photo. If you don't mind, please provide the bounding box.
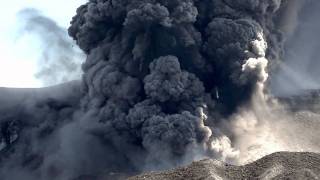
[69,0,282,113]
[0,0,291,179]
[68,0,281,169]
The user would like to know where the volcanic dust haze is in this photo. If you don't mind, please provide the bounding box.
[0,0,320,180]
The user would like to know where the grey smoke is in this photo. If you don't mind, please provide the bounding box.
[0,0,319,180]
[271,0,320,96]
[68,0,280,172]
[17,8,85,86]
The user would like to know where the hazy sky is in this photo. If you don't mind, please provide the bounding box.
[0,0,86,88]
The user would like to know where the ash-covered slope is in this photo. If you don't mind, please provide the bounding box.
[0,81,81,111]
[130,152,320,180]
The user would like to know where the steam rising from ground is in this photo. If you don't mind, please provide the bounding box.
[219,90,320,165]
[0,0,320,179]
[211,0,320,165]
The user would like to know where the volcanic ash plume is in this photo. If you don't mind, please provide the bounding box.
[3,0,320,179]
[67,0,280,171]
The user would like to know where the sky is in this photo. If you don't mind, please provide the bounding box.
[0,0,86,88]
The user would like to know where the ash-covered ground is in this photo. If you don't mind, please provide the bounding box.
[130,152,320,180]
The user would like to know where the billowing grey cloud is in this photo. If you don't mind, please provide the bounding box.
[67,0,281,172]
[17,8,85,86]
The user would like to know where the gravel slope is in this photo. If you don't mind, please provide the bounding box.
[129,152,320,180]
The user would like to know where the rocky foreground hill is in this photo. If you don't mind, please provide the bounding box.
[129,152,320,180]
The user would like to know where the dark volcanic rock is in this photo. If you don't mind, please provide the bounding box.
[129,152,320,180]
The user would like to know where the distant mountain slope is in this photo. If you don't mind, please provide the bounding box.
[278,89,320,112]
[0,80,81,110]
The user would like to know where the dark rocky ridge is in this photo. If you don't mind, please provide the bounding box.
[278,89,320,112]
